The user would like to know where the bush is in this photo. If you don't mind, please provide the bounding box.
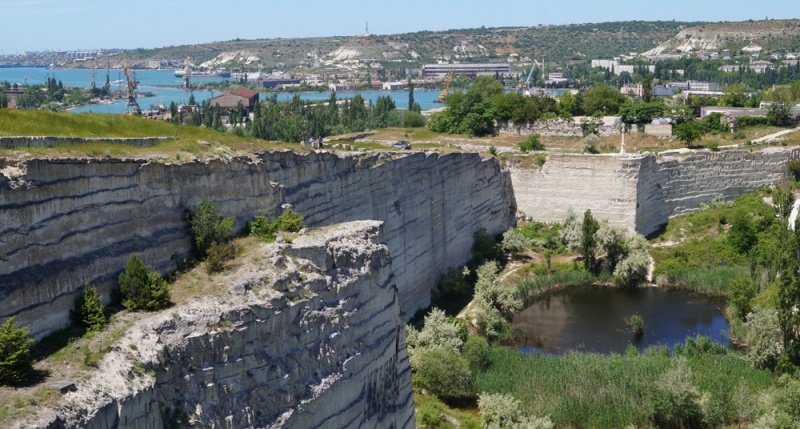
[205,241,236,274]
[0,317,34,386]
[652,358,703,429]
[502,229,532,254]
[437,266,470,297]
[582,134,600,154]
[250,207,306,241]
[276,207,305,232]
[189,199,234,258]
[478,393,554,429]
[416,348,475,402]
[119,254,171,311]
[489,146,497,156]
[462,335,491,373]
[70,283,107,332]
[788,159,800,182]
[736,116,770,129]
[472,228,501,266]
[407,308,464,368]
[744,308,783,370]
[519,134,545,153]
[625,314,644,335]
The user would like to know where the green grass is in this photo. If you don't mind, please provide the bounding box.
[476,346,772,428]
[0,109,295,157]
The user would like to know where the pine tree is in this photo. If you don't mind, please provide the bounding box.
[71,283,107,331]
[119,254,149,311]
[0,317,34,386]
[119,255,171,312]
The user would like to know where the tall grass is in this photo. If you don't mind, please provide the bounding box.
[660,266,748,296]
[476,345,772,428]
[517,269,610,298]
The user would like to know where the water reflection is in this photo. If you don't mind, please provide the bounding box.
[512,286,729,355]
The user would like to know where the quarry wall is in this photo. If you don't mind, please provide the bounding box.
[0,151,516,339]
[510,147,800,236]
[29,221,415,429]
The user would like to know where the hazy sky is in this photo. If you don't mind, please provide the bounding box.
[2,0,799,52]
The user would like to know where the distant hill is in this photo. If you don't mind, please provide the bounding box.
[119,21,703,71]
[643,19,800,55]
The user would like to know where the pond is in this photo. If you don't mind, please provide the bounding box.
[512,286,729,355]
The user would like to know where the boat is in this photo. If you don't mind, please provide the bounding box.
[173,70,231,78]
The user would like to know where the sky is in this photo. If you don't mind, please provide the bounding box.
[1,0,799,53]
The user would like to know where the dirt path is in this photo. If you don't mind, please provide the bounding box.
[751,126,800,144]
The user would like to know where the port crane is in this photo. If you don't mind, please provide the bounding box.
[124,61,139,112]
[437,69,453,103]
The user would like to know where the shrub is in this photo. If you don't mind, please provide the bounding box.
[70,283,107,332]
[250,207,306,241]
[478,393,554,429]
[407,308,464,368]
[119,254,171,311]
[437,266,470,297]
[489,146,497,156]
[502,229,532,254]
[189,199,234,258]
[205,241,236,274]
[787,159,800,182]
[652,358,703,429]
[472,228,501,266]
[275,207,304,232]
[462,335,491,373]
[744,308,783,370]
[625,314,644,335]
[416,348,475,402]
[706,141,719,151]
[0,317,34,386]
[736,116,769,129]
[582,134,600,154]
[519,134,545,153]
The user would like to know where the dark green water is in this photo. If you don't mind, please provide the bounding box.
[512,286,729,355]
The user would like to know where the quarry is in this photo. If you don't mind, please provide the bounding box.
[1,140,798,428]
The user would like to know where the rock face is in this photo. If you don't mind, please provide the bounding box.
[0,151,515,339]
[29,221,414,429]
[510,147,799,235]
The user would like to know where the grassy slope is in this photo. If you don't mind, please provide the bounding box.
[0,110,303,159]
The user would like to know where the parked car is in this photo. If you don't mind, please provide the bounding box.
[391,140,411,150]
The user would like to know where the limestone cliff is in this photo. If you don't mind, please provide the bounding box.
[0,151,516,339]
[28,221,415,429]
[510,147,799,235]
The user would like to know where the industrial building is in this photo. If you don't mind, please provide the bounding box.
[209,88,260,113]
[422,63,512,78]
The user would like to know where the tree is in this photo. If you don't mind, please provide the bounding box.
[188,199,234,258]
[581,84,628,116]
[720,83,747,107]
[188,93,196,106]
[642,73,654,103]
[406,308,464,368]
[408,79,416,111]
[119,254,171,311]
[673,121,704,148]
[71,283,107,331]
[581,209,599,270]
[0,318,34,386]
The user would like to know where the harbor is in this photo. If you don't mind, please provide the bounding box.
[0,68,448,114]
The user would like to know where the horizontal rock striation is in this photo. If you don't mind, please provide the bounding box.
[0,151,515,338]
[636,148,800,235]
[510,147,799,235]
[29,221,415,429]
